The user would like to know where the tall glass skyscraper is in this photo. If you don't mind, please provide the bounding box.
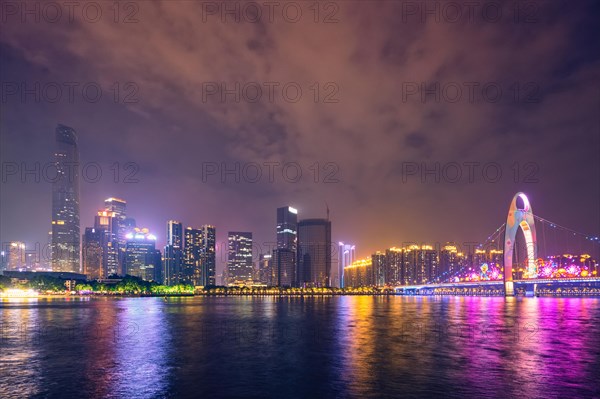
[82,227,104,280]
[297,219,332,287]
[227,232,253,285]
[258,253,273,285]
[202,225,216,286]
[164,220,184,285]
[184,225,216,286]
[184,227,203,286]
[277,206,298,251]
[275,206,297,286]
[273,248,295,287]
[51,124,80,273]
[337,243,356,288]
[124,228,160,281]
[104,197,127,273]
[7,242,26,270]
[94,209,120,276]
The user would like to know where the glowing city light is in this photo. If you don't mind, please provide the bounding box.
[0,289,39,298]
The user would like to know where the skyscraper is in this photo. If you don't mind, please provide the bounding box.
[184,227,203,286]
[104,197,128,272]
[439,245,459,281]
[226,232,254,285]
[51,124,80,273]
[399,245,438,285]
[275,206,298,286]
[297,219,332,287]
[184,225,216,286]
[0,249,7,272]
[337,242,356,288]
[372,251,386,286]
[420,245,438,283]
[344,258,374,287]
[124,228,160,281]
[386,248,403,285]
[277,206,298,251]
[163,220,184,286]
[258,253,273,285]
[401,246,418,285]
[7,242,26,270]
[94,209,120,276]
[104,198,127,234]
[202,225,217,286]
[273,248,295,287]
[82,227,104,280]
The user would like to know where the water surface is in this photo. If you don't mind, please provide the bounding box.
[1,296,599,398]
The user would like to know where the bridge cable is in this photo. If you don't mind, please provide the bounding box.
[540,218,546,259]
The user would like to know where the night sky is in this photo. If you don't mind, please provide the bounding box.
[1,1,599,274]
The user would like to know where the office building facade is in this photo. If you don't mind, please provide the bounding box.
[227,232,254,285]
[82,228,104,280]
[297,219,332,287]
[51,124,80,273]
[163,220,184,285]
[336,242,355,288]
[124,228,160,282]
[184,225,216,286]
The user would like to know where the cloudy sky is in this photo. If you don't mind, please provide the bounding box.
[1,0,599,271]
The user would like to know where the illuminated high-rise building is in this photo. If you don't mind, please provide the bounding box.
[297,219,332,287]
[124,228,160,281]
[184,225,216,286]
[440,244,459,281]
[167,220,183,248]
[372,251,386,286]
[258,253,273,285]
[402,245,419,285]
[184,227,203,285]
[397,245,438,285]
[420,245,438,283]
[275,206,298,287]
[277,206,298,251]
[386,248,403,285]
[344,258,374,287]
[273,248,295,287]
[337,242,356,288]
[163,220,184,285]
[202,225,216,286]
[104,197,126,221]
[0,249,7,272]
[227,232,253,285]
[82,227,104,280]
[94,209,120,276]
[103,197,128,272]
[7,241,26,270]
[51,124,80,273]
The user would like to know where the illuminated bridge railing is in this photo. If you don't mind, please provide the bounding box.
[396,277,600,292]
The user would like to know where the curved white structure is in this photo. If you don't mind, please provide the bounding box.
[503,192,537,296]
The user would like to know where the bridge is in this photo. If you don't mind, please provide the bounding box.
[396,278,600,296]
[397,192,600,297]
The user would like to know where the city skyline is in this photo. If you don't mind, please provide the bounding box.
[3,184,599,276]
[6,183,599,290]
[2,112,599,274]
[2,2,599,266]
[1,2,600,397]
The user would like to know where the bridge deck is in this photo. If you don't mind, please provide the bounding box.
[396,277,600,291]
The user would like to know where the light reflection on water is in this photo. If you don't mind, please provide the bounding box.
[1,296,599,398]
